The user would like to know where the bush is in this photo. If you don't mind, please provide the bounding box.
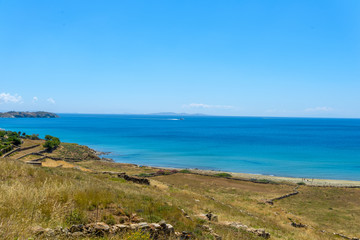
[65,209,87,225]
[156,170,166,175]
[179,169,192,174]
[28,134,40,140]
[297,182,306,185]
[138,173,153,177]
[102,214,116,225]
[8,136,21,146]
[0,131,6,138]
[250,178,278,184]
[214,173,232,178]
[43,135,60,150]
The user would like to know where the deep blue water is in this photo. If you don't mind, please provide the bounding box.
[1,114,360,180]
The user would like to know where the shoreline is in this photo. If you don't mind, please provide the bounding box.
[106,159,360,187]
[95,150,360,187]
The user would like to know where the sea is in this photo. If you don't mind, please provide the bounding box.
[1,114,360,181]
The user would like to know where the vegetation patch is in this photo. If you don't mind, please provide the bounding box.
[43,135,61,151]
[214,173,232,178]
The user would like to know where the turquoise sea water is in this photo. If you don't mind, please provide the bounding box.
[1,114,360,181]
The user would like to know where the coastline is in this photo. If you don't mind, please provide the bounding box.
[103,159,360,187]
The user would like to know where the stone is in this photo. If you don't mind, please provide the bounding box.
[71,232,85,237]
[205,212,218,222]
[32,226,45,235]
[130,223,139,230]
[138,222,150,229]
[224,222,270,239]
[69,224,84,233]
[165,224,175,234]
[110,224,129,234]
[179,231,194,239]
[43,228,56,237]
[150,223,161,230]
[291,222,306,228]
[159,220,167,228]
[86,222,110,236]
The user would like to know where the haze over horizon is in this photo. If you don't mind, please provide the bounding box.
[0,0,359,118]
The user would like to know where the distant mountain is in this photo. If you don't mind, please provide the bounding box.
[148,112,207,116]
[0,111,59,118]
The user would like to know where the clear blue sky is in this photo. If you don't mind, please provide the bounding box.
[0,0,359,117]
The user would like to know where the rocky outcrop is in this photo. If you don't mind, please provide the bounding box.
[197,212,218,222]
[118,173,150,185]
[33,220,177,239]
[101,171,150,185]
[223,222,270,239]
[200,225,222,240]
[288,218,307,228]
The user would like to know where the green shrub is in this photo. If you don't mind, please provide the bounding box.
[102,214,116,225]
[179,169,192,174]
[250,178,278,184]
[138,173,153,177]
[65,209,87,225]
[43,135,60,150]
[297,182,306,185]
[214,173,232,178]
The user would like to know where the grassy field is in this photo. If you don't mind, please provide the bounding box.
[1,138,359,239]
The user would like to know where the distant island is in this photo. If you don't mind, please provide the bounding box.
[0,111,59,118]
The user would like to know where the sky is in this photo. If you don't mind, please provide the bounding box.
[0,0,359,117]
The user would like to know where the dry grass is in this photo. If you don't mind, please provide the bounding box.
[1,139,359,239]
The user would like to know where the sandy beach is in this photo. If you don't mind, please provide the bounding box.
[156,166,360,187]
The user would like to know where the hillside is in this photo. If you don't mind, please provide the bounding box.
[0,111,59,118]
[0,134,359,239]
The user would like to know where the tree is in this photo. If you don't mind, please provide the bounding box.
[43,135,60,150]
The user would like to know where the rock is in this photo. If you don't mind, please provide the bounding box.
[197,212,218,222]
[159,220,167,228]
[181,208,191,219]
[130,223,139,230]
[224,222,270,239]
[246,228,270,239]
[130,213,144,223]
[138,222,150,229]
[86,222,110,236]
[118,173,150,185]
[69,224,84,233]
[205,212,218,222]
[32,226,45,235]
[71,232,85,237]
[43,228,56,237]
[111,224,129,234]
[291,222,306,228]
[166,224,175,234]
[150,223,161,230]
[179,231,194,239]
